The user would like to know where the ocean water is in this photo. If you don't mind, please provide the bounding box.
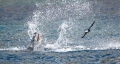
[0,0,120,64]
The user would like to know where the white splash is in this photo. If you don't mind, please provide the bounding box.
[26,3,46,51]
[55,21,73,47]
[27,3,42,39]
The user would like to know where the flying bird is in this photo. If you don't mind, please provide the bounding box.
[81,21,95,38]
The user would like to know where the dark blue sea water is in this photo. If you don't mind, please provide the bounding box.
[0,0,120,64]
[0,50,120,64]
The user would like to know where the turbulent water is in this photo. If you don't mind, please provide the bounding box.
[0,0,120,64]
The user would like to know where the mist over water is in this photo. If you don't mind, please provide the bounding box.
[0,0,120,52]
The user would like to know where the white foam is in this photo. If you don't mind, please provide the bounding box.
[0,46,26,51]
[44,43,87,52]
[107,42,120,49]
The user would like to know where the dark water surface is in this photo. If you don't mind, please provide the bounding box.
[0,49,120,64]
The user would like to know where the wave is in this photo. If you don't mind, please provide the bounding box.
[0,46,26,51]
[0,44,119,52]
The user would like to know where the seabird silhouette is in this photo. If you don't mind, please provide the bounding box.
[81,21,95,38]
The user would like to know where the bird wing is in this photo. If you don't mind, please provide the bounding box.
[81,32,88,38]
[88,21,95,30]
